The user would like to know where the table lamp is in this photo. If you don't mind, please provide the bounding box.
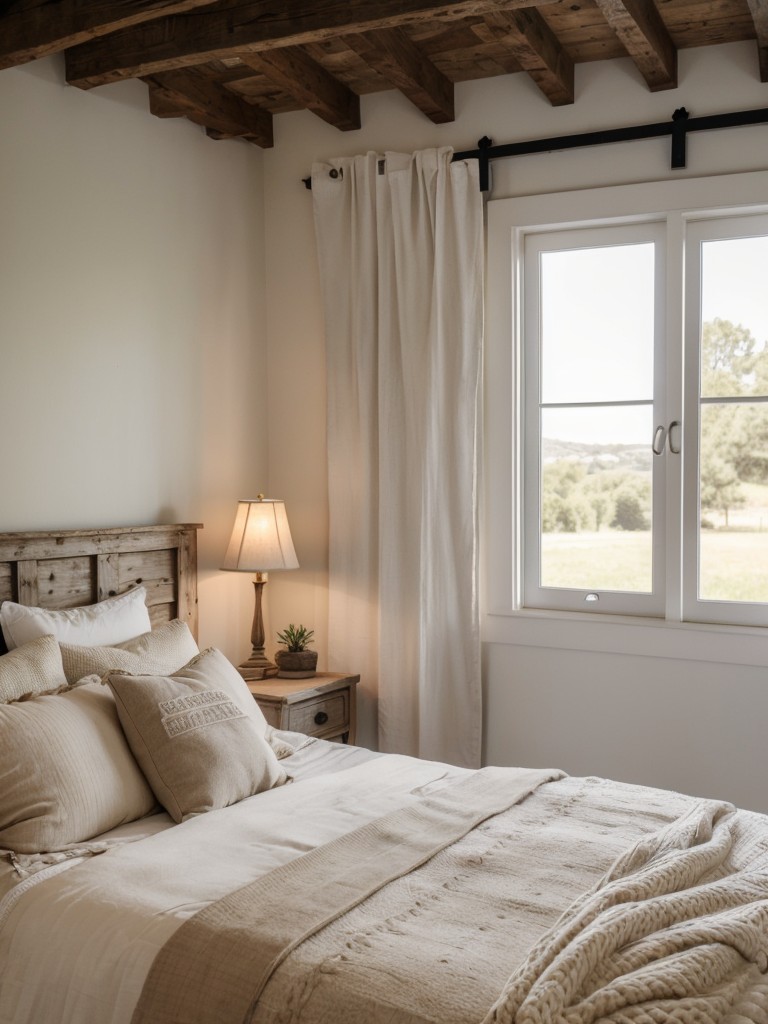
[221,495,299,679]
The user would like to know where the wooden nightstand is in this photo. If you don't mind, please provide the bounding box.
[246,672,359,744]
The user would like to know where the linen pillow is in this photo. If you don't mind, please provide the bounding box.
[106,647,287,823]
[0,680,157,854]
[0,586,151,651]
[0,634,67,703]
[60,618,199,685]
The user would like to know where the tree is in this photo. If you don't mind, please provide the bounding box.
[543,460,586,499]
[699,319,768,522]
[699,447,745,526]
[611,490,650,531]
[588,492,611,531]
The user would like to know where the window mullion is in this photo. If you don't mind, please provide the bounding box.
[664,212,685,622]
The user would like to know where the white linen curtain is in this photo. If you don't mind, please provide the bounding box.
[312,148,483,768]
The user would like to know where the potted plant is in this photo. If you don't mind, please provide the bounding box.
[274,624,318,678]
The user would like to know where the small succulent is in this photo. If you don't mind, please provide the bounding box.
[275,623,315,652]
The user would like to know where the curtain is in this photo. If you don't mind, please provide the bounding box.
[312,148,483,768]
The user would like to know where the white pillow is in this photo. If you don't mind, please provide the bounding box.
[0,587,151,651]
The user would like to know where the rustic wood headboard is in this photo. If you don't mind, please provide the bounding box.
[0,524,202,654]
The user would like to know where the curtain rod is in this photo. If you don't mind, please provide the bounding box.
[302,105,768,192]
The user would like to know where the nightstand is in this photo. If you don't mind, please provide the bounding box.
[246,672,359,744]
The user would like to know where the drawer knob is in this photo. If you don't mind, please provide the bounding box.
[314,710,329,725]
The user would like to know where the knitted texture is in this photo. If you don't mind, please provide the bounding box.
[484,800,768,1024]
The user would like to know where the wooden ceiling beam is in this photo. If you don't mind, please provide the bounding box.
[238,48,360,131]
[473,8,573,105]
[592,0,677,92]
[746,0,768,82]
[144,68,274,147]
[64,0,560,89]
[344,27,454,123]
[0,0,216,71]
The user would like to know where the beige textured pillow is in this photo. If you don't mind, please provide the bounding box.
[60,619,199,684]
[0,634,67,703]
[0,681,157,854]
[106,648,287,823]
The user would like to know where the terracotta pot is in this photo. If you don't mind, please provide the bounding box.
[275,649,318,679]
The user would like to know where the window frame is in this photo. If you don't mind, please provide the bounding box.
[522,222,668,618]
[484,170,768,649]
[682,212,768,626]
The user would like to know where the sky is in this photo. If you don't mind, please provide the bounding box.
[537,227,768,447]
[701,233,768,348]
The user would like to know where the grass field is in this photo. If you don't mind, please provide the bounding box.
[542,529,768,601]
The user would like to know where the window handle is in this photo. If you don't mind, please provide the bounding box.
[652,424,667,455]
[667,420,681,455]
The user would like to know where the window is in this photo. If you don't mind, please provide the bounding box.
[683,216,768,625]
[523,223,665,617]
[486,173,768,630]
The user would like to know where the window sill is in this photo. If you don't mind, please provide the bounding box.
[481,608,768,669]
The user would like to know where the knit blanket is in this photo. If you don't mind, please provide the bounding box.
[484,798,768,1024]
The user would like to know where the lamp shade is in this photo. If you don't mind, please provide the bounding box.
[221,498,299,572]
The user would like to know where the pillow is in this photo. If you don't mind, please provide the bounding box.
[0,634,67,703]
[60,619,199,685]
[0,586,151,652]
[106,648,287,823]
[0,680,157,854]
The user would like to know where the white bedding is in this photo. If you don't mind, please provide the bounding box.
[0,736,458,1024]
[0,734,750,1024]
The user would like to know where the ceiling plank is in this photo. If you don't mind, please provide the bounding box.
[205,128,264,143]
[746,0,768,82]
[344,27,454,123]
[65,0,560,88]
[473,8,573,105]
[144,68,274,146]
[0,0,217,71]
[238,48,360,131]
[592,0,677,92]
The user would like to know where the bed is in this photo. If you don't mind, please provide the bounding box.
[1,523,767,1024]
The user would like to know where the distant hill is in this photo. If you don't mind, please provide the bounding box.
[542,438,651,474]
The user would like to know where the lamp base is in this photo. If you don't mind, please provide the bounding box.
[237,646,278,681]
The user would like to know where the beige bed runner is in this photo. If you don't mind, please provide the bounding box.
[132,765,562,1024]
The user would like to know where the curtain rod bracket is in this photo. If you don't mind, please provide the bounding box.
[671,107,689,168]
[477,136,493,192]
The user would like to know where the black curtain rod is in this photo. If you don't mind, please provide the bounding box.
[303,105,768,192]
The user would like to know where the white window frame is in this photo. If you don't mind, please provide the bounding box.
[522,222,668,618]
[484,170,768,660]
[682,212,768,627]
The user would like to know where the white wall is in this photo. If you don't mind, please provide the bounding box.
[263,41,768,806]
[0,56,267,659]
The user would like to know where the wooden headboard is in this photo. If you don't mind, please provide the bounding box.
[0,524,202,654]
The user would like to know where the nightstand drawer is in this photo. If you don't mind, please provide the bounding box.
[288,688,348,737]
[246,672,359,745]
[288,692,348,737]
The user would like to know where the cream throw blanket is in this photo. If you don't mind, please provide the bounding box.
[485,798,768,1024]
